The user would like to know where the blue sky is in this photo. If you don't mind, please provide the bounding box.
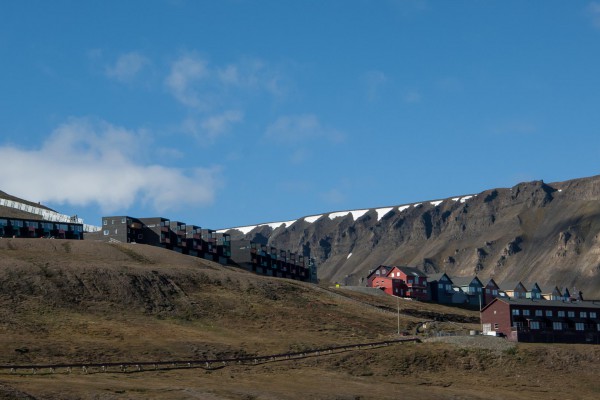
[1,1,599,229]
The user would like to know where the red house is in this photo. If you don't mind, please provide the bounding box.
[366,265,428,300]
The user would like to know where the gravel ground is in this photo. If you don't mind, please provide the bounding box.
[425,334,516,352]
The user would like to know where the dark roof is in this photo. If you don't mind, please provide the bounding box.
[427,273,452,283]
[484,278,499,288]
[452,276,483,287]
[499,281,527,291]
[366,265,394,279]
[523,282,542,291]
[485,297,600,310]
[393,266,427,278]
[540,285,562,294]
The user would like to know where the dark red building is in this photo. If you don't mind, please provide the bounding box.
[481,297,600,343]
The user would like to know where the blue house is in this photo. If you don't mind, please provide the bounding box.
[427,273,454,304]
[452,276,484,308]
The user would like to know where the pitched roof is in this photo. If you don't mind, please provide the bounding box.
[484,278,499,288]
[499,281,527,291]
[393,266,428,278]
[452,276,483,287]
[523,282,542,291]
[540,285,562,294]
[427,272,452,283]
[366,265,394,279]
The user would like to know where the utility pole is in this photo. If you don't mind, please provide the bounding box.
[396,295,400,335]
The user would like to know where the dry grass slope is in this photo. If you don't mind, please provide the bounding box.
[0,239,598,399]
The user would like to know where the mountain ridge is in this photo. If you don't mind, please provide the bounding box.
[225,174,600,297]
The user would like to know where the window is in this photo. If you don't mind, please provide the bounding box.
[103,220,107,226]
[568,311,575,318]
[545,310,553,317]
[137,234,143,239]
[408,279,413,284]
[530,321,540,330]
[553,322,563,330]
[523,309,530,316]
[513,321,523,329]
[103,230,109,236]
[121,218,126,223]
[557,311,565,317]
[111,219,114,225]
[535,310,543,317]
[492,289,498,295]
[512,309,520,316]
[114,229,118,234]
[597,324,600,332]
[575,323,585,331]
[591,312,597,319]
[494,323,499,330]
[580,312,588,318]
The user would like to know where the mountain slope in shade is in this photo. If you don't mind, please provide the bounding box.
[226,175,600,298]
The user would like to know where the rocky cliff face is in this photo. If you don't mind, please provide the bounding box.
[227,175,600,297]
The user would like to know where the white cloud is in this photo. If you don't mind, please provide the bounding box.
[180,110,243,143]
[0,118,220,213]
[165,53,210,108]
[217,58,286,97]
[265,114,344,144]
[105,52,150,83]
[201,110,244,140]
[588,2,600,28]
[166,53,286,111]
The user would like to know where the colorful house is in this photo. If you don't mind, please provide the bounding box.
[541,285,563,301]
[428,273,454,304]
[367,265,429,300]
[483,278,501,306]
[452,276,484,308]
[525,282,543,299]
[500,281,528,299]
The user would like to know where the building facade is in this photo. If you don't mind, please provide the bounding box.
[366,265,429,300]
[481,297,600,343]
[96,216,231,264]
[0,217,83,239]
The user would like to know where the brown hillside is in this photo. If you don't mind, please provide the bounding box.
[0,239,599,399]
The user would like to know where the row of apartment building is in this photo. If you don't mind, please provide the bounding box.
[230,240,317,283]
[366,265,598,343]
[0,216,83,239]
[93,216,318,283]
[89,216,232,265]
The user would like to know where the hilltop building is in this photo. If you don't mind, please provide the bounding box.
[89,216,231,264]
[0,216,83,239]
[230,240,316,283]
